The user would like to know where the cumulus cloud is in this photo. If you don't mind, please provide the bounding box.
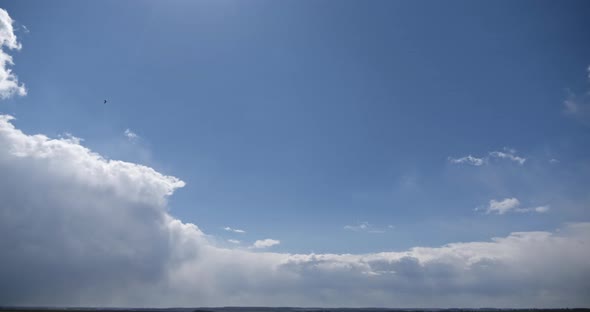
[223,226,246,234]
[449,148,526,166]
[485,198,521,215]
[0,8,26,99]
[124,128,138,141]
[480,197,550,215]
[251,239,280,249]
[0,116,588,307]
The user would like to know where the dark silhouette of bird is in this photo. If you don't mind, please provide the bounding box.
[103,99,107,104]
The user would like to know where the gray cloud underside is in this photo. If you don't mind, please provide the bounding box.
[1,115,590,308]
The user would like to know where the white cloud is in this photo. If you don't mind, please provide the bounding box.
[228,239,240,244]
[344,222,393,234]
[482,197,549,215]
[124,128,138,141]
[251,239,280,249]
[549,158,560,164]
[515,205,550,214]
[448,155,485,166]
[0,8,26,99]
[486,198,521,215]
[223,226,246,234]
[450,148,526,166]
[344,221,370,231]
[0,115,589,307]
[489,150,526,165]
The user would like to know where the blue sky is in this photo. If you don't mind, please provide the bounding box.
[2,0,590,255]
[2,1,590,307]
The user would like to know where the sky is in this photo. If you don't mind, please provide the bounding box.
[0,0,589,308]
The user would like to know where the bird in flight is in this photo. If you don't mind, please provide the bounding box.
[103,100,107,104]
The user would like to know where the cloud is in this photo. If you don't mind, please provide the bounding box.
[251,239,280,249]
[0,8,26,99]
[515,205,550,213]
[227,239,240,244]
[481,197,550,215]
[449,148,526,166]
[223,226,246,234]
[486,198,521,215]
[563,66,590,125]
[124,128,139,141]
[0,116,588,307]
[448,155,485,166]
[344,222,370,231]
[489,151,526,165]
[344,222,394,234]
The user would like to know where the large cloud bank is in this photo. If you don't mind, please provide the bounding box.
[1,115,590,307]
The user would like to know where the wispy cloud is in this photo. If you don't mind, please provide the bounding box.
[223,226,246,234]
[124,128,138,141]
[563,66,590,125]
[489,150,526,165]
[478,197,550,215]
[344,222,394,233]
[515,205,550,213]
[227,239,240,244]
[251,238,280,249]
[448,155,485,166]
[0,9,26,99]
[449,147,526,166]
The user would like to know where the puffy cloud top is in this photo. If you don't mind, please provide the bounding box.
[0,9,26,99]
[1,115,590,307]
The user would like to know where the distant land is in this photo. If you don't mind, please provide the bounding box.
[0,308,589,312]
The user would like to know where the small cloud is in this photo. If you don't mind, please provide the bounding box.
[251,239,280,249]
[448,155,485,166]
[489,148,526,165]
[449,148,526,166]
[223,226,246,234]
[227,239,240,244]
[487,198,520,215]
[480,197,549,215]
[124,129,138,141]
[21,25,29,34]
[344,222,393,233]
[562,66,590,125]
[344,222,370,232]
[549,158,559,164]
[515,205,550,214]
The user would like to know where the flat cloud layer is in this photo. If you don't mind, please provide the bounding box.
[1,115,590,308]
